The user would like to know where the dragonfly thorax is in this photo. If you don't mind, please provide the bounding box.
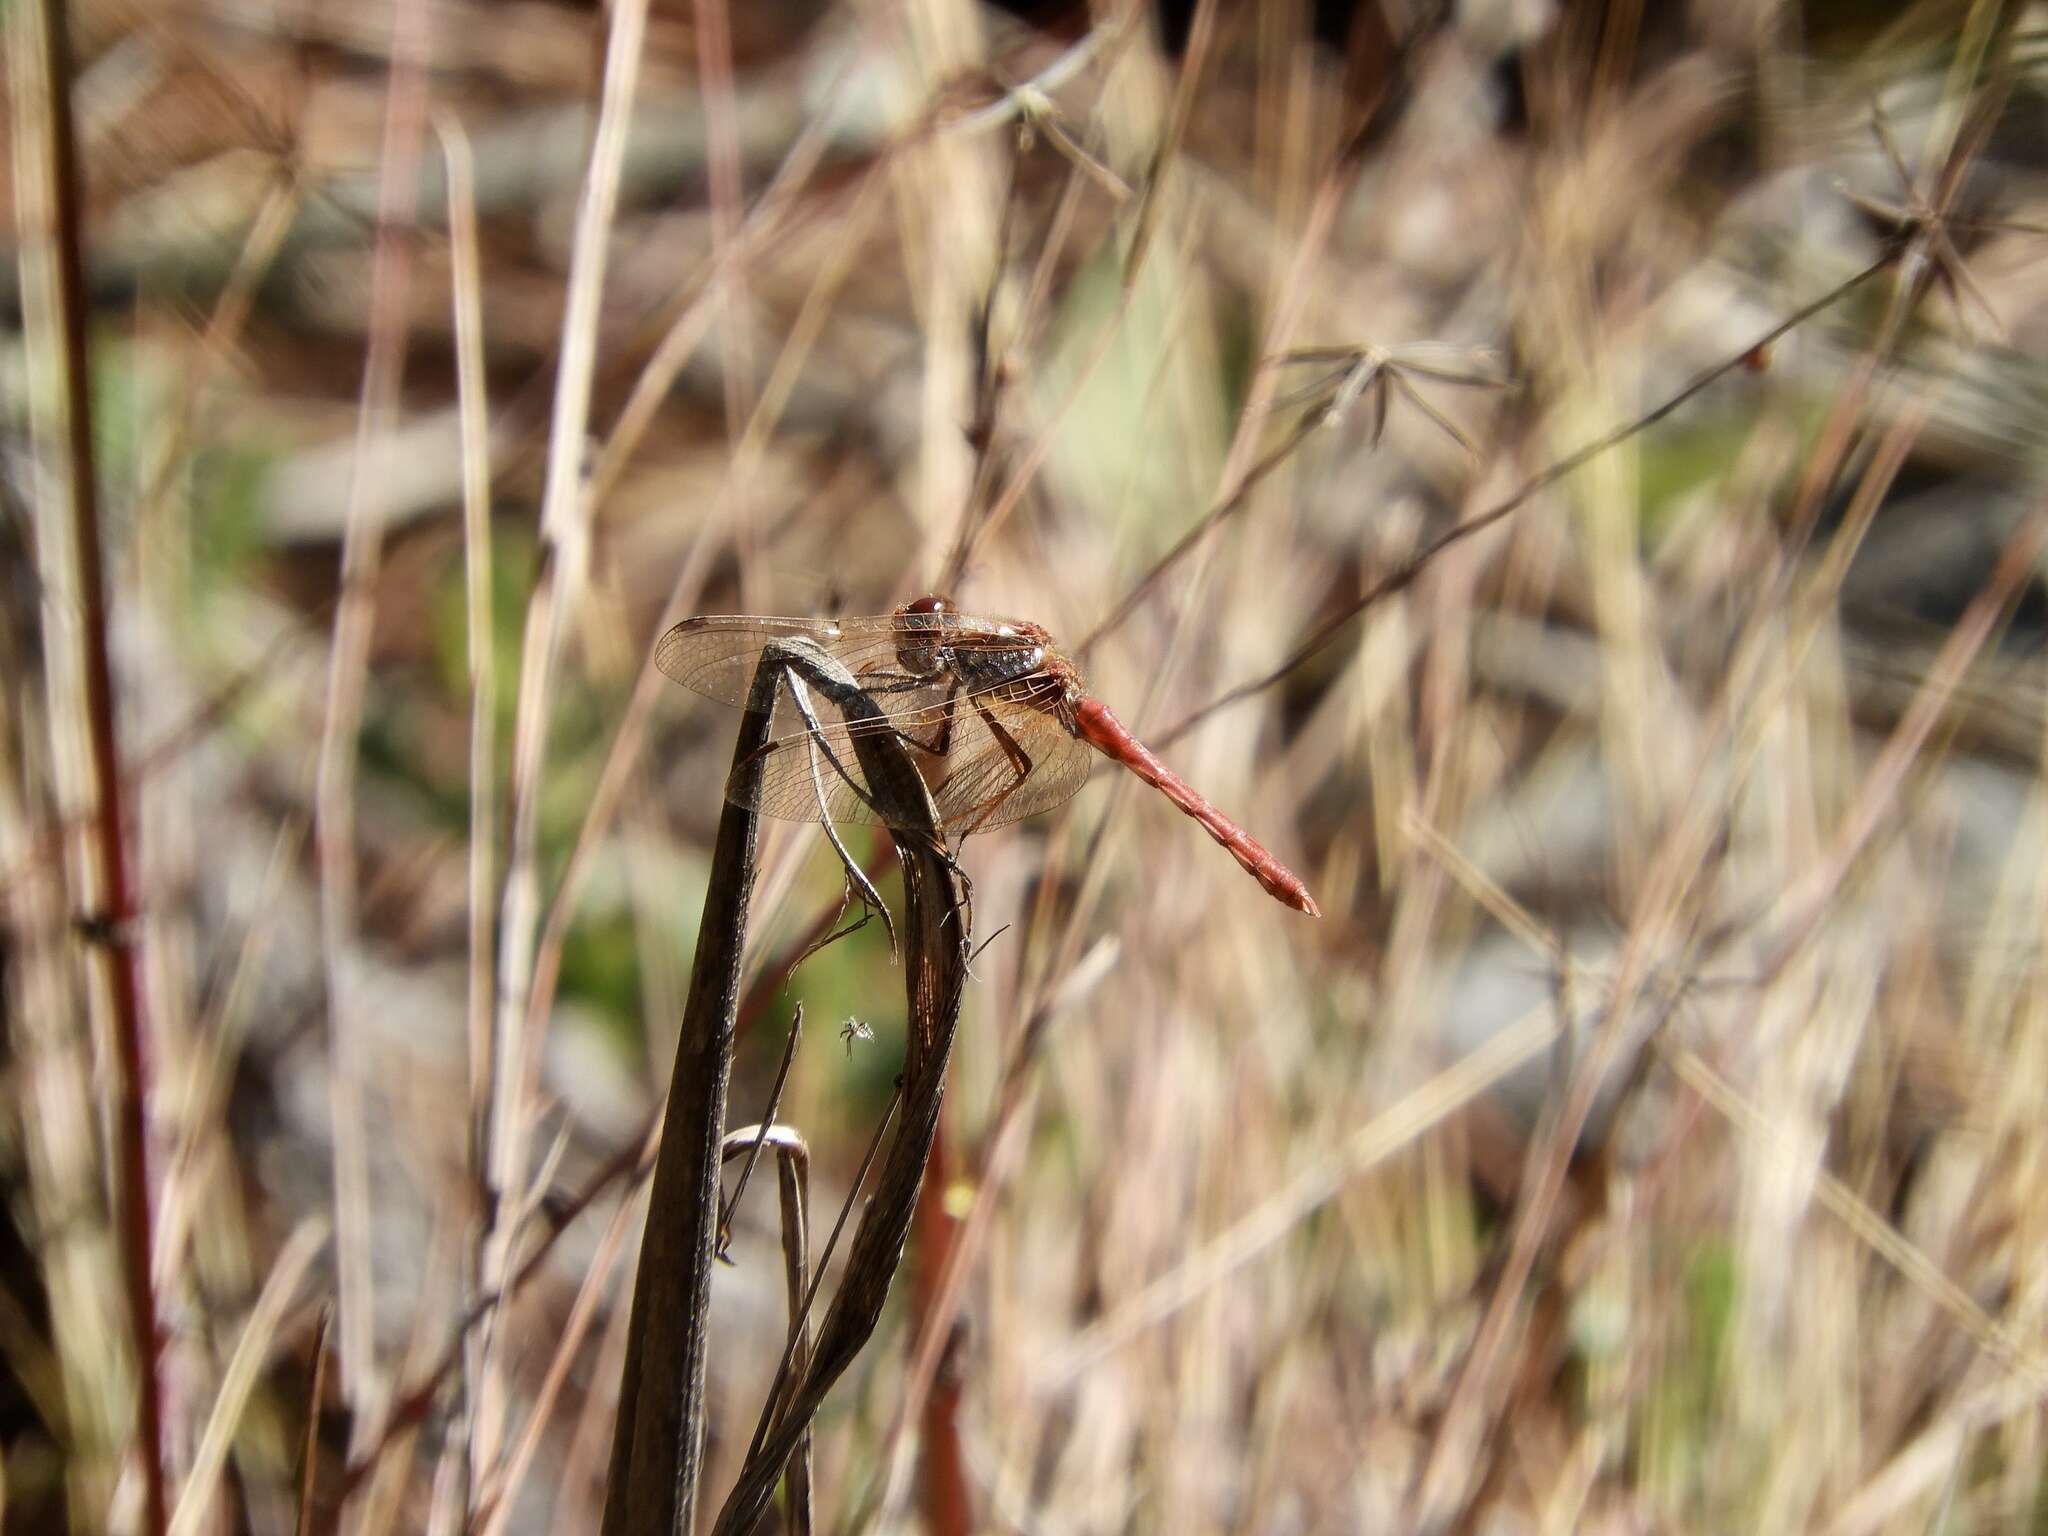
[948,631,1048,691]
[889,597,1077,724]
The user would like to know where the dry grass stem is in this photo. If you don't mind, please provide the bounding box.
[309,0,430,1458]
[10,0,167,1525]
[434,106,502,1519]
[167,1219,328,1536]
[475,0,651,1521]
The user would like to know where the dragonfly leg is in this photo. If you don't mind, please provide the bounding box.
[858,670,961,759]
[923,681,962,757]
[951,698,1035,837]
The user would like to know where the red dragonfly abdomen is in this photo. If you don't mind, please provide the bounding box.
[1070,698,1319,916]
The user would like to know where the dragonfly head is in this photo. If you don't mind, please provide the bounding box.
[895,593,955,679]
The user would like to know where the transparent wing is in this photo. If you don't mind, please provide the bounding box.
[927,707,1093,832]
[738,667,957,829]
[654,614,908,706]
[741,686,1093,834]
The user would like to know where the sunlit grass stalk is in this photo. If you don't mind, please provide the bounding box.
[433,110,501,1519]
[478,0,650,1515]
[513,154,886,1104]
[166,1219,327,1536]
[310,0,430,1477]
[474,1162,643,1536]
[337,1134,658,1505]
[690,0,762,607]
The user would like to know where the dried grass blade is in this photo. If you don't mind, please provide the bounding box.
[169,1220,329,1536]
[294,1307,334,1536]
[709,644,970,1536]
[719,1007,806,1253]
[600,642,777,1536]
[715,1124,815,1532]
[773,1148,815,1535]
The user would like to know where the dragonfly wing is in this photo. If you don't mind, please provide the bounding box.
[656,616,840,705]
[926,704,1092,833]
[742,728,894,827]
[732,669,964,828]
[655,614,912,706]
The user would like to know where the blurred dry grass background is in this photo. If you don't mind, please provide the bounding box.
[5,0,2048,1531]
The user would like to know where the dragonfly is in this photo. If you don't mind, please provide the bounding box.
[656,595,1319,916]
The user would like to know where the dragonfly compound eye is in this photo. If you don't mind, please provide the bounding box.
[895,595,956,677]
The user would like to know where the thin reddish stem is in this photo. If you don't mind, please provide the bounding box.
[910,1106,971,1536]
[19,0,167,1524]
